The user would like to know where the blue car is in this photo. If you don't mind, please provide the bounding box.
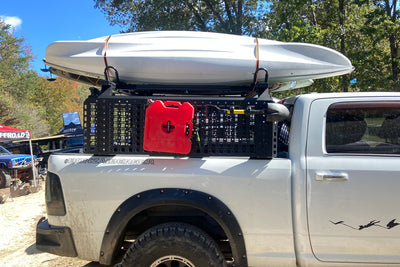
[0,145,37,188]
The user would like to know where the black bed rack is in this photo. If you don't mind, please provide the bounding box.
[81,66,282,158]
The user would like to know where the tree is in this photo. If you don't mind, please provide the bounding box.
[362,0,399,89]
[265,0,397,92]
[0,97,18,126]
[0,20,88,137]
[94,0,265,35]
[28,77,85,135]
[0,21,33,128]
[0,21,33,98]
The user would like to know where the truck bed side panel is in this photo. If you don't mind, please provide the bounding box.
[47,154,294,265]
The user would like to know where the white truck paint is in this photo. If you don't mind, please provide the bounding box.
[37,92,400,266]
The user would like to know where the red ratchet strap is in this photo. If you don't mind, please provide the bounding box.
[103,35,112,78]
[247,37,260,96]
[254,37,260,83]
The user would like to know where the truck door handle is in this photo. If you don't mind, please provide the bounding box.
[315,172,349,181]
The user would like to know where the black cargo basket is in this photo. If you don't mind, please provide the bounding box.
[83,95,277,158]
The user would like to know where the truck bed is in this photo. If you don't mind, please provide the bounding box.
[47,153,294,264]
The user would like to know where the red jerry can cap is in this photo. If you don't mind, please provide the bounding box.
[143,100,194,154]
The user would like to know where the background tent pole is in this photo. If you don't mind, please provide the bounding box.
[29,138,37,187]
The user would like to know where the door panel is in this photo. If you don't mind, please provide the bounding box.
[306,98,400,263]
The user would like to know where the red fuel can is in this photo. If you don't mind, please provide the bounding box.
[143,100,194,154]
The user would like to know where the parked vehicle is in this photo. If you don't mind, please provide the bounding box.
[0,145,38,188]
[36,92,400,266]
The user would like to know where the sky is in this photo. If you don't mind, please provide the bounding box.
[1,0,122,76]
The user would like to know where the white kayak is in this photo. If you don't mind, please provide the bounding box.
[44,31,353,91]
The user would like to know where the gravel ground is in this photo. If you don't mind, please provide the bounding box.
[0,186,108,267]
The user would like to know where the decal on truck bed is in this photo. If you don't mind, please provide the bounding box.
[64,157,155,165]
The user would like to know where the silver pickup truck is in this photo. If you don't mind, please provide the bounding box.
[37,92,400,266]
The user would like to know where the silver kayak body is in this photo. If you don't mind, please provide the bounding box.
[44,31,353,91]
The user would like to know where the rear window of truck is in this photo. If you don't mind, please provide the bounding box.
[325,101,400,155]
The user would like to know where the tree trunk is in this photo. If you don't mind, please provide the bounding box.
[389,35,399,82]
[237,0,243,35]
[385,0,399,89]
[339,0,349,92]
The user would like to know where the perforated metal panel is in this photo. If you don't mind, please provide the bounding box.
[83,95,277,158]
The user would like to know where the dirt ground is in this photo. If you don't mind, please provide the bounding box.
[0,186,109,267]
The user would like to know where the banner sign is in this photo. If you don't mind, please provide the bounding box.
[0,125,31,141]
[0,131,30,140]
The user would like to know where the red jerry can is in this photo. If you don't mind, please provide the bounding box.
[143,100,194,154]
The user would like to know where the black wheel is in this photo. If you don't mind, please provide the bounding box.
[119,222,226,267]
[0,169,11,188]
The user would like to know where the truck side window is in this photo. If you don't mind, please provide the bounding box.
[326,101,400,155]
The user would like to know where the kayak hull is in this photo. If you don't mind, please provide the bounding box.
[44,31,353,91]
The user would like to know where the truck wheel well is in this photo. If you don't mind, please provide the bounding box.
[118,205,231,263]
[99,188,247,266]
[123,204,227,239]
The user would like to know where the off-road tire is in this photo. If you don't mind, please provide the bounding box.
[119,222,226,267]
[0,169,11,188]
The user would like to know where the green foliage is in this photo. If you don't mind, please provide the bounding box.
[0,94,19,126]
[94,0,398,92]
[0,21,34,129]
[0,20,89,137]
[265,0,399,92]
[94,0,265,35]
[0,23,31,73]
[0,23,33,99]
[362,0,399,88]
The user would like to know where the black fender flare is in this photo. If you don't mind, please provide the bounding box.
[99,188,247,266]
